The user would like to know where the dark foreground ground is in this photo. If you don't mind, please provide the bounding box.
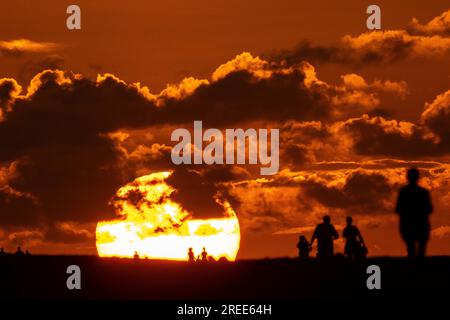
[1,255,450,300]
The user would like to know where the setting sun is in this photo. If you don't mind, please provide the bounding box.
[96,172,240,261]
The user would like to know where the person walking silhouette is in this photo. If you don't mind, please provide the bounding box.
[310,216,338,259]
[343,216,366,258]
[395,168,433,258]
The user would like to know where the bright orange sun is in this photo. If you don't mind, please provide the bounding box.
[96,172,240,261]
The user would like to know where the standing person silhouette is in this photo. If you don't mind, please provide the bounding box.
[15,246,24,256]
[395,168,433,258]
[187,247,195,262]
[310,216,338,259]
[343,216,365,258]
[296,236,311,260]
[201,247,208,262]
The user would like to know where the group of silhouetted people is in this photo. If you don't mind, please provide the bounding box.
[0,246,32,257]
[297,215,366,260]
[296,168,433,260]
[132,247,212,262]
[188,247,210,262]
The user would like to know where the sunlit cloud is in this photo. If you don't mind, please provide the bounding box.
[408,9,450,36]
[0,39,60,55]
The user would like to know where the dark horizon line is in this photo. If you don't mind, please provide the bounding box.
[3,254,450,261]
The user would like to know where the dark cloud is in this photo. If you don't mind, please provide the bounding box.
[342,116,440,158]
[237,193,296,233]
[0,72,157,163]
[301,171,395,214]
[0,78,21,119]
[0,71,160,227]
[270,10,450,66]
[339,89,450,158]
[166,169,226,219]
[3,229,44,247]
[44,223,94,244]
[268,40,351,66]
[201,165,250,183]
[18,55,65,85]
[281,144,310,170]
[421,90,450,148]
[0,188,39,226]
[269,36,415,66]
[161,69,330,126]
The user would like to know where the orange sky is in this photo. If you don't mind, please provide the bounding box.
[1,1,450,259]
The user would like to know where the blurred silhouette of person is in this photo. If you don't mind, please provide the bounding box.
[15,246,24,256]
[0,248,6,256]
[25,250,31,256]
[188,247,195,262]
[296,235,311,260]
[310,216,338,259]
[395,168,433,258]
[201,247,208,262]
[343,216,366,259]
[133,251,139,260]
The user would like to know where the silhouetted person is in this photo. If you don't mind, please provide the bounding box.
[296,235,311,259]
[343,216,366,259]
[188,247,195,262]
[25,250,31,256]
[201,247,208,262]
[395,168,433,258]
[311,216,338,259]
[0,248,6,256]
[15,246,24,256]
[133,251,139,260]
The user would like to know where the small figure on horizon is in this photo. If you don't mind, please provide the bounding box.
[296,235,311,260]
[0,248,6,256]
[201,247,208,262]
[395,168,433,258]
[310,216,338,259]
[133,251,139,260]
[15,246,24,256]
[25,250,31,256]
[343,216,367,259]
[188,247,195,262]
